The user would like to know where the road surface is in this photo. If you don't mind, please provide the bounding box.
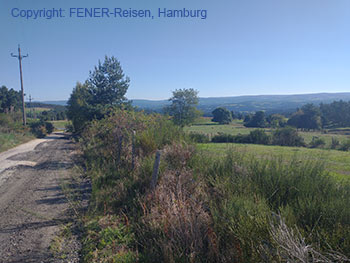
[0,133,89,263]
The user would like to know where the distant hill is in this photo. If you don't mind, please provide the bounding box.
[27,101,66,111]
[40,100,67,106]
[132,92,350,114]
[36,92,350,115]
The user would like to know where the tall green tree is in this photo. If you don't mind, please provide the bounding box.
[67,56,130,133]
[244,111,267,128]
[67,82,92,133]
[287,103,321,130]
[212,107,232,124]
[87,56,129,107]
[165,88,200,126]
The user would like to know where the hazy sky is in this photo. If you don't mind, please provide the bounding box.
[1,0,349,101]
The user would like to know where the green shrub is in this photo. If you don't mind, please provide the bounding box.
[249,129,271,145]
[272,127,305,146]
[30,121,47,138]
[45,122,54,134]
[30,121,54,138]
[212,129,271,145]
[211,133,237,143]
[309,136,326,148]
[340,140,350,151]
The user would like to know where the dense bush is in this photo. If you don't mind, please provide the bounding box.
[212,129,271,145]
[309,136,326,148]
[272,127,305,146]
[211,133,237,143]
[249,129,271,144]
[30,121,54,138]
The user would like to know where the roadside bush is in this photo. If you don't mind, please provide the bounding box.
[138,143,217,263]
[30,121,54,138]
[45,122,54,134]
[272,127,305,147]
[79,109,187,213]
[30,121,46,138]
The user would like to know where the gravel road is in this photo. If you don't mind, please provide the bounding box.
[0,133,89,263]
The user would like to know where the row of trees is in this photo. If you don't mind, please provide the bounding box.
[287,101,350,129]
[241,101,350,130]
[0,86,21,113]
[36,110,67,121]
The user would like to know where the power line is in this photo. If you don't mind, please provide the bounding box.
[11,44,28,126]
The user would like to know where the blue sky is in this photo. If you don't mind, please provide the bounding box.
[1,0,349,101]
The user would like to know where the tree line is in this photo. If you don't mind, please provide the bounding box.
[211,101,350,130]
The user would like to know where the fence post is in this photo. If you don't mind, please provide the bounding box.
[132,130,136,169]
[150,150,162,190]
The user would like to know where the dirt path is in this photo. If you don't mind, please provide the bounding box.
[0,133,89,263]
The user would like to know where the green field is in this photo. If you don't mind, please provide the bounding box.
[185,118,350,146]
[198,142,350,181]
[50,120,70,130]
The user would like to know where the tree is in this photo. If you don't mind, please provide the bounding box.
[165,88,200,126]
[67,82,93,133]
[0,86,21,113]
[87,56,129,107]
[320,101,350,128]
[212,107,232,124]
[268,114,287,128]
[287,103,321,130]
[244,111,267,128]
[67,56,130,133]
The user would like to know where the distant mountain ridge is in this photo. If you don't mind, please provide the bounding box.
[39,92,350,114]
[132,92,350,114]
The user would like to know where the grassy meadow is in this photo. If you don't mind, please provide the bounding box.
[185,118,350,181]
[50,120,70,130]
[198,143,350,181]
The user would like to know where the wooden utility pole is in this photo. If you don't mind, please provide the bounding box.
[11,45,28,126]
